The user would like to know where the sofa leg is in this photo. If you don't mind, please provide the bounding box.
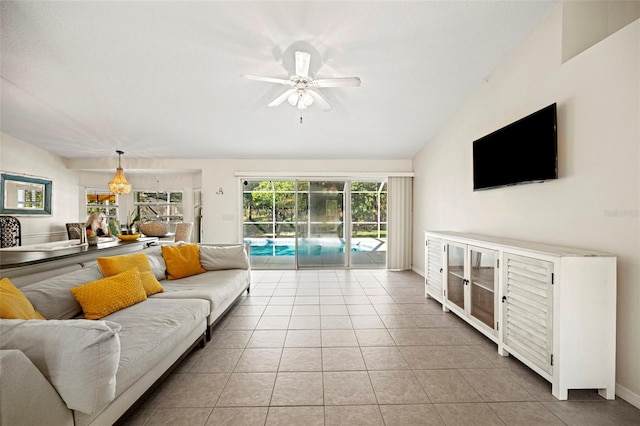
[247,284,250,294]
[199,335,206,349]
[206,325,212,341]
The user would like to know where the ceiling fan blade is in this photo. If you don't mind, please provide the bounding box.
[268,89,297,107]
[295,51,311,78]
[243,75,292,85]
[314,77,361,88]
[307,89,332,111]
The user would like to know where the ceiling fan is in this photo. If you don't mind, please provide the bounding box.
[243,51,361,111]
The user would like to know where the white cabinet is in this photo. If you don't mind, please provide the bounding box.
[444,242,499,339]
[424,231,617,401]
[424,236,443,303]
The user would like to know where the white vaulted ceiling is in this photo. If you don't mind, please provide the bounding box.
[0,1,557,160]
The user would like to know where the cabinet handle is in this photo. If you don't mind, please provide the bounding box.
[502,296,507,303]
[439,268,443,273]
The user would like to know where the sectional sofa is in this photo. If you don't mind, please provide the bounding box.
[0,243,251,426]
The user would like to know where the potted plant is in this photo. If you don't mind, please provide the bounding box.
[123,210,140,235]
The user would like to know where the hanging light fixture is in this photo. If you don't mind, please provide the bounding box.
[108,150,131,195]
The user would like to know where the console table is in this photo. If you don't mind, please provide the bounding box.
[0,237,158,279]
[424,231,617,400]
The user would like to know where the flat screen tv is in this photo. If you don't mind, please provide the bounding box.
[473,103,557,191]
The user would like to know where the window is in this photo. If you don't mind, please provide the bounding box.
[134,190,183,231]
[86,189,118,221]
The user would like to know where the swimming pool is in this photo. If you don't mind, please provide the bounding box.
[244,238,384,257]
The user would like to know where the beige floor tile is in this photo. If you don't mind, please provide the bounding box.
[321,315,353,329]
[361,346,410,370]
[324,405,384,426]
[266,406,324,426]
[368,295,396,304]
[427,328,472,345]
[319,295,346,304]
[320,304,349,315]
[373,304,405,315]
[247,330,287,348]
[389,329,433,346]
[240,297,271,306]
[322,347,366,371]
[191,349,243,373]
[284,329,322,347]
[270,372,324,406]
[368,370,430,404]
[235,348,282,372]
[295,296,320,305]
[379,404,445,425]
[354,329,396,347]
[297,288,320,296]
[288,315,321,329]
[343,295,371,304]
[279,347,322,371]
[410,314,464,328]
[434,403,505,426]
[262,305,293,316]
[319,288,343,295]
[399,346,453,369]
[351,315,386,329]
[272,288,297,297]
[323,371,377,405]
[346,304,377,315]
[230,305,266,316]
[269,296,296,305]
[489,402,564,425]
[443,345,495,369]
[221,316,261,330]
[321,329,359,347]
[414,369,483,403]
[206,407,268,425]
[458,368,533,402]
[209,330,253,349]
[163,373,229,408]
[217,373,277,407]
[121,407,157,426]
[292,305,321,316]
[543,399,640,425]
[145,408,212,426]
[255,316,290,330]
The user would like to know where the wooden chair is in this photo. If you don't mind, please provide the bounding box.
[0,216,22,248]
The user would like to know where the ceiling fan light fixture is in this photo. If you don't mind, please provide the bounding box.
[302,92,314,106]
[288,92,299,106]
[108,150,131,195]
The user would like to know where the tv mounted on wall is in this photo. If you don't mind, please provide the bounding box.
[473,103,557,191]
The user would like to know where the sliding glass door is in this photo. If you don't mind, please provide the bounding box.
[242,179,386,269]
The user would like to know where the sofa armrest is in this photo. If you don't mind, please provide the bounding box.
[0,319,121,415]
[0,349,74,426]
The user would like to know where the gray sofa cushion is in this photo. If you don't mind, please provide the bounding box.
[0,319,121,415]
[151,270,249,323]
[21,266,104,319]
[101,298,209,395]
[199,245,249,270]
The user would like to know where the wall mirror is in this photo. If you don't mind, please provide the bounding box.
[1,172,52,215]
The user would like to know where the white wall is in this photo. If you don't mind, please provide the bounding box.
[0,133,79,243]
[413,6,639,405]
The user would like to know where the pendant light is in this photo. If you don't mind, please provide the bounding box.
[108,150,132,195]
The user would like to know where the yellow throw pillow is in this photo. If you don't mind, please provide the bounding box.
[70,269,147,320]
[161,244,206,280]
[0,278,45,320]
[97,253,163,296]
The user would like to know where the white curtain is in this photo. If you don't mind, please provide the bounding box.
[387,176,413,270]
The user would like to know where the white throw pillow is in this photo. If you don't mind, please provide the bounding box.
[0,319,121,415]
[199,245,250,270]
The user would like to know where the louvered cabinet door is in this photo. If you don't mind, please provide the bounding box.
[425,237,443,301]
[503,253,554,375]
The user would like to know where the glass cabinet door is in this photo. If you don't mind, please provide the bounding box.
[446,243,466,310]
[469,247,497,328]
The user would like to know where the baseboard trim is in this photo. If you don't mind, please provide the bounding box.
[616,383,640,409]
[412,266,425,277]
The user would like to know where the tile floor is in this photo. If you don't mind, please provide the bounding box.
[125,270,640,425]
